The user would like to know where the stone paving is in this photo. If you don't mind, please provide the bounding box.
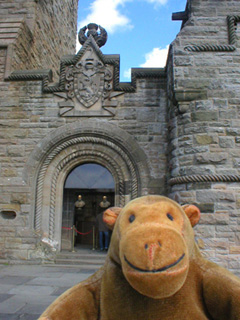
[0,263,98,320]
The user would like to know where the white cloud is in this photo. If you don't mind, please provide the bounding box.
[78,0,132,34]
[140,46,169,68]
[146,0,168,5]
[123,46,169,80]
[76,0,169,51]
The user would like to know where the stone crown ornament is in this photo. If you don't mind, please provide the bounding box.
[78,23,108,48]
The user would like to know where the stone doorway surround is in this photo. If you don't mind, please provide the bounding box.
[24,120,150,251]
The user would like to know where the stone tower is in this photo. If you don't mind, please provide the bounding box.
[0,0,78,80]
[168,0,240,271]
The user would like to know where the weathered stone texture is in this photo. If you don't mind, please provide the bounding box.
[168,0,240,275]
[0,48,6,81]
[29,0,78,80]
[0,0,78,80]
[0,74,167,262]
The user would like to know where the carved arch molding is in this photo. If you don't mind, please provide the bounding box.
[25,120,150,247]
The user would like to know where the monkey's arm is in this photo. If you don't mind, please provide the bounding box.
[38,267,104,320]
[202,261,240,320]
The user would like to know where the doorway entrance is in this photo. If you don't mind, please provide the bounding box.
[61,163,115,250]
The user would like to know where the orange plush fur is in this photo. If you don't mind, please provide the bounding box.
[39,195,240,320]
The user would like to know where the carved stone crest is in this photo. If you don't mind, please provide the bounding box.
[56,24,124,117]
[65,48,113,108]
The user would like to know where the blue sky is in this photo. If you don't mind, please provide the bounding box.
[77,0,187,81]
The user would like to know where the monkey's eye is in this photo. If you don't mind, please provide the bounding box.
[167,213,174,221]
[129,214,135,223]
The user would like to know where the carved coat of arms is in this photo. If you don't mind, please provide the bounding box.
[65,49,112,109]
[58,24,124,117]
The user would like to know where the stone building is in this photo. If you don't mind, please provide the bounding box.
[0,0,240,275]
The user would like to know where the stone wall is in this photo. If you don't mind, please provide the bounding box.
[168,0,240,275]
[0,0,78,261]
[0,73,168,262]
[0,0,78,80]
[110,77,168,195]
[29,0,78,80]
[0,0,37,30]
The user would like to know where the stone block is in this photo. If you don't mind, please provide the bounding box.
[236,198,240,209]
[186,182,212,191]
[212,99,228,109]
[215,202,237,211]
[195,152,228,164]
[196,190,218,203]
[10,193,28,204]
[219,110,238,120]
[205,239,229,251]
[219,136,235,148]
[199,213,229,225]
[6,249,28,260]
[0,203,20,212]
[195,134,218,145]
[184,145,209,155]
[1,168,17,177]
[226,128,240,136]
[233,158,240,168]
[196,225,215,238]
[180,165,215,176]
[196,203,214,213]
[192,111,218,122]
[7,145,25,157]
[229,246,240,254]
[217,191,236,202]
[174,56,193,66]
[16,228,38,239]
[229,260,240,270]
[0,194,11,203]
[137,109,157,122]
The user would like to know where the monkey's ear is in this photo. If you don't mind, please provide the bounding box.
[103,207,122,230]
[182,204,201,227]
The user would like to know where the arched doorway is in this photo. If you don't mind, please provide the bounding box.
[62,163,115,250]
[26,120,150,252]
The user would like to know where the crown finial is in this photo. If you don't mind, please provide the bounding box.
[78,23,108,48]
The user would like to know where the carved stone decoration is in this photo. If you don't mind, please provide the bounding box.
[76,58,112,107]
[78,23,107,48]
[184,15,240,52]
[64,47,113,109]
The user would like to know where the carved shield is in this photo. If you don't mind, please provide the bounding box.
[74,59,105,108]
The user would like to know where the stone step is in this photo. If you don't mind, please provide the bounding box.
[56,252,107,261]
[55,249,107,267]
[55,258,106,266]
[45,263,101,270]
[0,259,44,266]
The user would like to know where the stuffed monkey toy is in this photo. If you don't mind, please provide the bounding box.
[39,195,240,320]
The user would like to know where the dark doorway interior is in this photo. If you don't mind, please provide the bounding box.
[61,164,115,250]
[63,189,114,246]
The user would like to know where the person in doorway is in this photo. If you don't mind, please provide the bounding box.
[96,212,109,251]
[96,196,111,251]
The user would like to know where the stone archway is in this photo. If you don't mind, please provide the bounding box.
[25,120,150,250]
